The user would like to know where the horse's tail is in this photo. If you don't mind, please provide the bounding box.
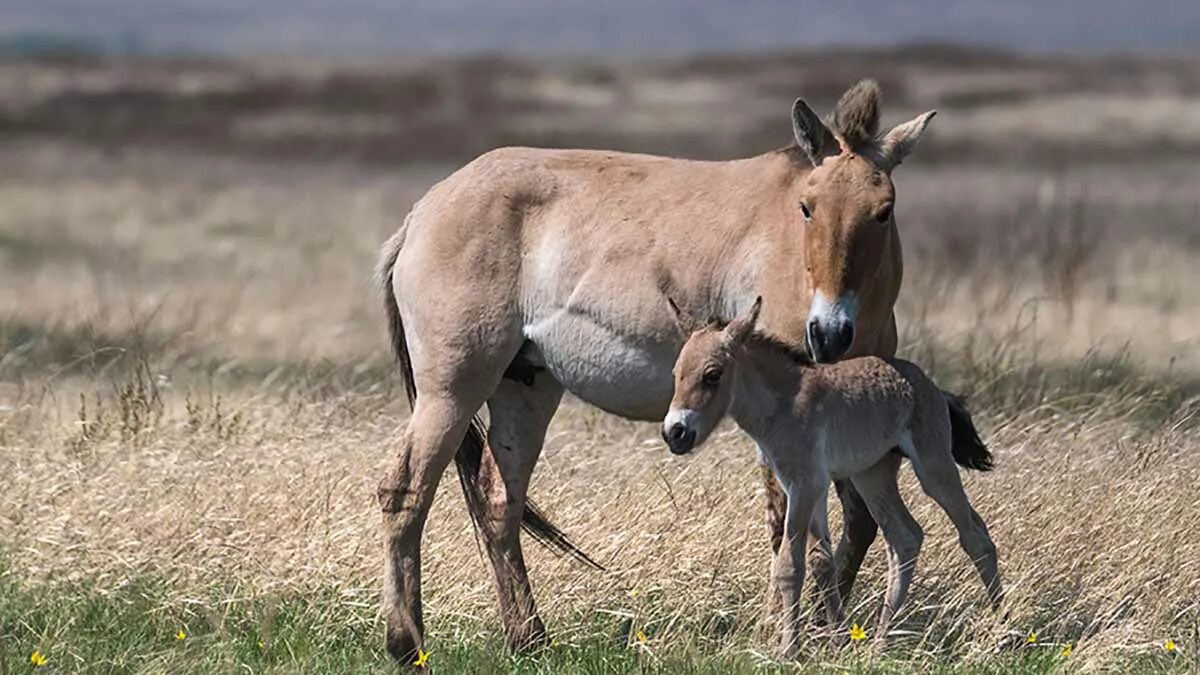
[943,391,994,471]
[378,221,416,406]
[377,216,602,571]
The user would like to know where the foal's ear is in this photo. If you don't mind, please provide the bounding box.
[791,99,837,167]
[724,296,763,346]
[879,110,937,170]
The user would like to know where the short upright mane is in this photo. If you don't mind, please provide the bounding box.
[830,79,882,151]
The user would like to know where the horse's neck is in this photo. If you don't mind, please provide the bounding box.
[707,156,807,332]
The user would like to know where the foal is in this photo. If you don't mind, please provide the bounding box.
[662,297,1003,656]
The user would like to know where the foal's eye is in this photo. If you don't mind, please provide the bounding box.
[799,202,813,221]
[876,204,893,223]
[701,368,723,386]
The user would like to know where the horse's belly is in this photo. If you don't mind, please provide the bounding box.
[524,314,675,421]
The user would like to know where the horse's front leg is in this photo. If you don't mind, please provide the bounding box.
[774,477,828,659]
[833,479,879,602]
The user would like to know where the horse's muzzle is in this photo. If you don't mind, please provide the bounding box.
[807,317,855,364]
[662,423,696,455]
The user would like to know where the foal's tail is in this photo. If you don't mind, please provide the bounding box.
[943,391,994,471]
[377,222,602,571]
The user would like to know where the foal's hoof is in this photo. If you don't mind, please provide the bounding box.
[778,633,807,661]
[779,643,807,662]
[825,627,849,649]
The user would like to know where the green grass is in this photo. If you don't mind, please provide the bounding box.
[0,563,1190,674]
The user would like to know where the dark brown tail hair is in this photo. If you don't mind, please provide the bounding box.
[943,391,994,471]
[377,225,602,570]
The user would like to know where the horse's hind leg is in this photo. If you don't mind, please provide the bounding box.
[907,436,1004,609]
[849,454,923,645]
[476,375,564,650]
[378,393,488,663]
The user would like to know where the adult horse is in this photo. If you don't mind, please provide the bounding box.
[376,80,937,662]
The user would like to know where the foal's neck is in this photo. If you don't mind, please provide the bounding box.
[728,332,816,438]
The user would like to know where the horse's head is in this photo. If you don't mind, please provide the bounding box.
[790,80,936,363]
[661,297,762,456]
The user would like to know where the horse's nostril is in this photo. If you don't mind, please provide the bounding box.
[667,424,686,442]
[808,318,854,363]
[838,323,855,350]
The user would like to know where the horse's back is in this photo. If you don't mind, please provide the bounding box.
[391,147,756,417]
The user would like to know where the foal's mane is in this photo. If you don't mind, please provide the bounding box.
[743,330,815,367]
[694,319,812,367]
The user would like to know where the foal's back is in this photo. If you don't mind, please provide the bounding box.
[798,356,949,476]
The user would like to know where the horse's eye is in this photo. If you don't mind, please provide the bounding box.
[876,204,893,223]
[701,368,723,386]
[799,202,812,221]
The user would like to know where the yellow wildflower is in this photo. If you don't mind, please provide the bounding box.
[635,629,648,644]
[1026,632,1037,644]
[1164,639,1177,653]
[30,650,47,667]
[175,629,187,641]
[413,649,430,669]
[849,623,867,642]
[257,640,265,650]
[1061,643,1073,658]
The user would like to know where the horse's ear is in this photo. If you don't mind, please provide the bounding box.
[724,296,762,346]
[879,110,936,170]
[791,99,837,167]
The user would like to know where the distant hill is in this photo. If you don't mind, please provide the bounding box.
[2,0,1199,57]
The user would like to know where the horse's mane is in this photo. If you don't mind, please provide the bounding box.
[775,78,885,163]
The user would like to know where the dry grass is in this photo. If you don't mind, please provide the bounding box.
[2,52,1200,671]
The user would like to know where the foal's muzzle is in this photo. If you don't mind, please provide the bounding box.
[662,423,697,455]
[806,317,855,364]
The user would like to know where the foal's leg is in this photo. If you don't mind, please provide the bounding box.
[763,456,859,619]
[475,375,564,650]
[831,312,899,603]
[378,393,486,663]
[806,490,845,629]
[775,477,828,659]
[849,455,923,645]
[908,442,1004,609]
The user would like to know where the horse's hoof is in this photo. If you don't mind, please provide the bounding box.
[385,628,421,666]
[506,617,551,652]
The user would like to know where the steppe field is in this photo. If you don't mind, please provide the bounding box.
[1,47,1199,673]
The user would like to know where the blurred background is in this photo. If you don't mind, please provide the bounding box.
[2,0,1198,377]
[1,3,1199,671]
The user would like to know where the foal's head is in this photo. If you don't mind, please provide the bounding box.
[790,80,936,363]
[661,297,762,455]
